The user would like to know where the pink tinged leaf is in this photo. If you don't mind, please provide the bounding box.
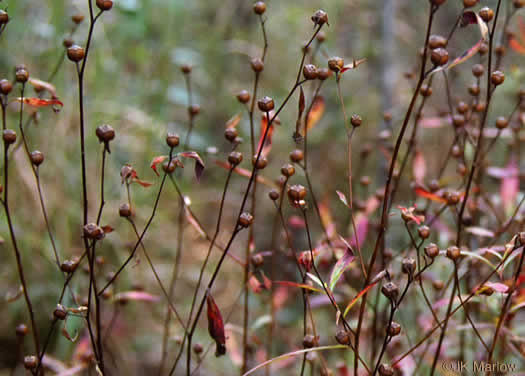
[484,282,509,293]
[288,215,305,229]
[336,190,349,207]
[273,281,322,293]
[342,280,380,318]
[248,275,263,294]
[150,155,168,176]
[28,78,57,97]
[207,292,226,357]
[225,113,241,129]
[412,150,426,185]
[465,226,495,238]
[420,116,451,129]
[179,151,205,181]
[114,291,161,303]
[339,58,366,74]
[329,241,355,291]
[350,217,369,248]
[261,272,272,290]
[501,158,519,210]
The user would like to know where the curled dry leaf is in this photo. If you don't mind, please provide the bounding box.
[302,95,325,136]
[339,58,366,74]
[329,239,355,291]
[61,326,79,343]
[257,113,274,158]
[28,78,57,97]
[150,155,168,176]
[225,113,241,129]
[207,292,226,357]
[215,160,278,188]
[412,150,426,185]
[179,151,205,181]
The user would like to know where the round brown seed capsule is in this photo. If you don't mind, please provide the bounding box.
[420,85,432,97]
[288,184,307,201]
[317,67,331,80]
[387,321,401,337]
[428,35,447,49]
[237,90,250,104]
[228,151,243,166]
[224,128,238,142]
[302,334,316,348]
[0,10,9,25]
[311,9,328,26]
[418,225,430,239]
[378,364,394,376]
[479,7,494,22]
[281,163,295,177]
[96,124,115,143]
[67,45,85,62]
[238,212,254,228]
[96,0,113,11]
[472,63,484,77]
[0,79,13,95]
[350,114,362,127]
[468,84,481,96]
[425,243,440,258]
[251,253,264,267]
[446,191,460,206]
[166,132,180,148]
[290,149,304,163]
[16,323,28,337]
[30,151,44,166]
[479,42,489,55]
[446,245,461,260]
[119,203,132,217]
[251,57,264,73]
[269,189,279,201]
[180,64,192,74]
[15,68,29,83]
[193,343,204,355]
[189,104,201,116]
[402,258,416,275]
[53,304,67,320]
[71,13,85,24]
[258,96,274,112]
[515,0,525,8]
[495,116,508,129]
[491,70,505,86]
[253,1,266,15]
[252,155,268,169]
[83,223,104,240]
[162,160,177,174]
[303,64,318,80]
[360,176,371,186]
[335,330,351,345]
[328,56,344,72]
[381,281,399,301]
[60,259,78,273]
[457,101,469,114]
[463,0,478,8]
[433,280,444,290]
[3,129,16,144]
[452,114,466,128]
[316,31,326,43]
[430,48,449,66]
[63,38,74,48]
[24,356,38,370]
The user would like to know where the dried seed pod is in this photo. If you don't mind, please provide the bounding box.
[418,225,430,239]
[193,343,204,355]
[302,334,316,348]
[463,0,478,7]
[269,189,279,201]
[15,68,29,83]
[420,85,432,97]
[519,232,525,245]
[3,129,16,144]
[228,151,243,167]
[63,38,74,48]
[402,258,416,276]
[224,128,238,142]
[495,116,508,129]
[360,176,371,186]
[515,0,525,8]
[317,67,331,80]
[452,114,465,128]
[457,101,469,114]
[83,223,104,240]
[378,364,394,376]
[491,70,505,86]
[446,245,461,260]
[303,64,318,80]
[258,96,274,112]
[30,151,44,166]
[468,84,481,96]
[0,10,9,25]
[472,63,484,77]
[430,48,449,66]
[67,45,85,62]
[162,160,177,174]
[119,203,132,217]
[96,124,115,143]
[424,243,440,258]
[251,57,264,73]
[311,10,328,26]
[433,280,444,290]
[253,1,266,15]
[0,79,13,95]
[189,104,201,116]
[53,304,67,320]
[15,323,28,337]
[238,212,254,228]
[71,13,85,24]
[288,184,307,201]
[24,356,38,370]
[387,321,401,337]
[237,90,250,104]
[328,56,344,72]
[351,114,362,127]
[479,7,494,22]
[381,281,399,301]
[96,0,113,11]
[180,64,192,74]
[290,149,304,163]
[281,163,295,177]
[428,35,447,49]
[335,330,351,345]
[166,132,180,148]
[446,191,460,206]
[60,259,78,273]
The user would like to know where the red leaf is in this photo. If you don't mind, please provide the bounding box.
[509,37,525,55]
[207,292,226,357]
[339,58,366,74]
[14,97,64,108]
[303,96,325,136]
[179,151,205,181]
[150,155,168,176]
[257,113,274,158]
[248,275,263,294]
[414,187,447,204]
[133,178,153,187]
